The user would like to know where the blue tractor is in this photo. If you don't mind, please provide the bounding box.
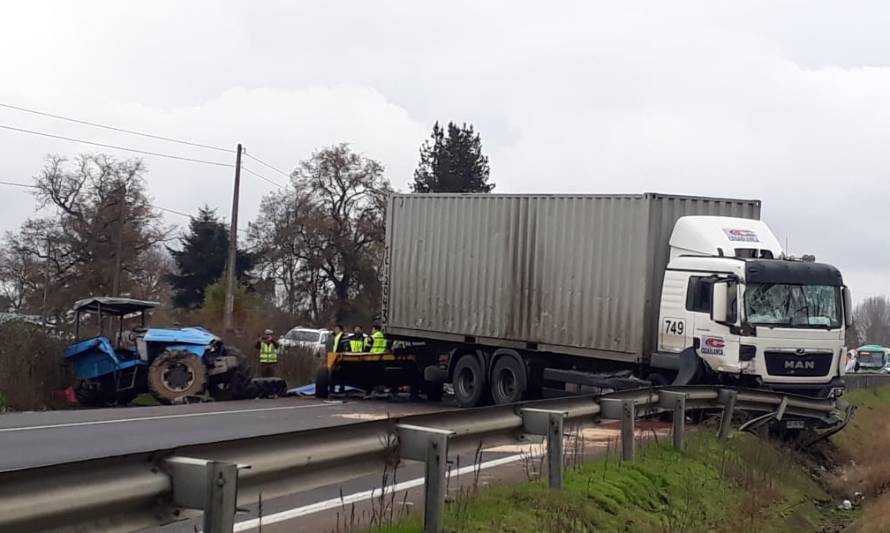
[65,297,252,405]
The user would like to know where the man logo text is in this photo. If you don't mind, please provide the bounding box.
[784,360,815,370]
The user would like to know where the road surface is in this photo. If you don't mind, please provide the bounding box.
[0,395,449,471]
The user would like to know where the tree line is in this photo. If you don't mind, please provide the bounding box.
[0,122,493,329]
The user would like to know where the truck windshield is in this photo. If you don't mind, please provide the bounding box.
[744,283,841,329]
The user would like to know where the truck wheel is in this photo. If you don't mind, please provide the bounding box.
[491,356,527,404]
[148,350,208,403]
[453,355,486,407]
[315,367,331,399]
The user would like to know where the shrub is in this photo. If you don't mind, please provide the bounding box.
[0,321,70,410]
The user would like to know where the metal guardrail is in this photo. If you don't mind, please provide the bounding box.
[0,386,857,533]
[843,373,890,390]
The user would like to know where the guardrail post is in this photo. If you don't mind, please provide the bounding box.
[164,457,242,533]
[521,408,568,489]
[397,424,456,533]
[659,391,686,451]
[600,398,635,462]
[717,389,738,440]
[204,461,238,533]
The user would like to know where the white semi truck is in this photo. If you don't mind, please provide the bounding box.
[320,193,852,407]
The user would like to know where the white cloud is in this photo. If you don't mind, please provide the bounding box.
[0,0,887,299]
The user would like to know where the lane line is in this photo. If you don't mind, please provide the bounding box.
[0,402,342,433]
[232,452,530,532]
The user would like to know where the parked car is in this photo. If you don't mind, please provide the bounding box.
[279,327,332,356]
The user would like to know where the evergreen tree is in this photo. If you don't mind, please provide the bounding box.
[167,207,252,309]
[412,122,494,193]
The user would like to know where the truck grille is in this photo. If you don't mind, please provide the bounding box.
[764,351,833,377]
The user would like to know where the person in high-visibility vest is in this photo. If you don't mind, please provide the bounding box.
[348,326,367,352]
[366,324,389,354]
[255,329,279,377]
[331,324,346,352]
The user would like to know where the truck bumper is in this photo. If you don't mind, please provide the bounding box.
[755,377,845,399]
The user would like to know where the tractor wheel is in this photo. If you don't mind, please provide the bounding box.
[148,350,208,404]
[209,348,253,401]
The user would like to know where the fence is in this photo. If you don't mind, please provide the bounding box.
[0,385,854,533]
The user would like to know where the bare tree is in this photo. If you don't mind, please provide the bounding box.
[250,144,391,324]
[853,296,890,347]
[1,154,169,318]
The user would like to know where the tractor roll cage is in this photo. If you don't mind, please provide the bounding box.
[72,297,159,343]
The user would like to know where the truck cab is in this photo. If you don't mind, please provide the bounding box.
[656,216,851,398]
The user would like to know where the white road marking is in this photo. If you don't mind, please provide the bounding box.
[232,452,531,532]
[0,402,341,433]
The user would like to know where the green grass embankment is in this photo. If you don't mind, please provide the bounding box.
[378,428,845,533]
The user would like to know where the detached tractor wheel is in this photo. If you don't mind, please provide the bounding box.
[148,350,208,404]
[209,347,254,401]
[315,367,331,399]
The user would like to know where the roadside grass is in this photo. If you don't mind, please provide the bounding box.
[829,386,890,532]
[375,429,839,533]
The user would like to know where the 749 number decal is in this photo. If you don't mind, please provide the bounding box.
[663,319,686,336]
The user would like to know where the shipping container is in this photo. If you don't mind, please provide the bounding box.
[383,193,761,364]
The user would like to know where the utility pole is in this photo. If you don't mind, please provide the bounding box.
[223,144,243,332]
[41,235,51,328]
[112,183,126,297]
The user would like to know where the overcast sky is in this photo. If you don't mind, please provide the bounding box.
[0,1,887,300]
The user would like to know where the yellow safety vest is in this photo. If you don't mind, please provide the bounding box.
[369,331,388,354]
[349,336,365,352]
[333,333,344,352]
[259,342,278,364]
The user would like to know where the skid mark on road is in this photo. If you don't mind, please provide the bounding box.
[0,402,341,432]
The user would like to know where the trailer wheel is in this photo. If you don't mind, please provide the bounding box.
[491,356,527,404]
[148,350,208,403]
[453,355,486,407]
[315,367,331,399]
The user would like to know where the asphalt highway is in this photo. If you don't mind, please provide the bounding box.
[0,395,449,471]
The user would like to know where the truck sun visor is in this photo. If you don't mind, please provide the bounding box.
[745,259,843,286]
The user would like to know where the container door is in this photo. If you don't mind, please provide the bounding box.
[658,271,693,353]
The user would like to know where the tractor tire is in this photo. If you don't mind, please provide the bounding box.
[148,350,208,404]
[315,367,331,399]
[209,348,253,401]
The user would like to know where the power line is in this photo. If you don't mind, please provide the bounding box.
[0,123,234,168]
[244,152,291,179]
[0,102,233,153]
[155,205,193,219]
[242,165,285,189]
[0,180,37,188]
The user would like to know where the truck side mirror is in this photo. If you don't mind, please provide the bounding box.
[711,281,728,323]
[843,286,853,328]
